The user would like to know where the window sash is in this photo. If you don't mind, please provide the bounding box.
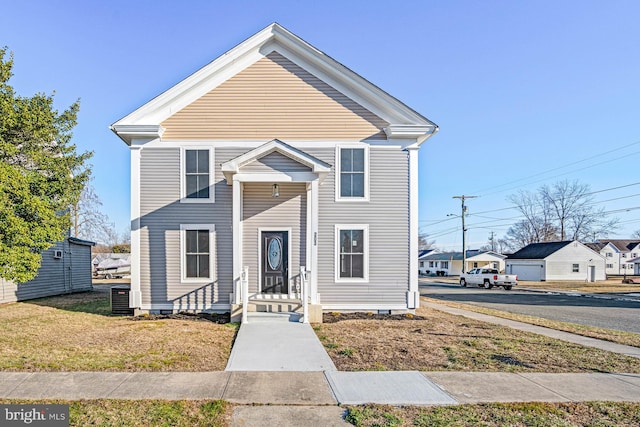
[185,150,210,199]
[339,148,365,198]
[185,229,211,279]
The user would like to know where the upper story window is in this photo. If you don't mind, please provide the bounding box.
[572,264,580,273]
[336,146,369,201]
[622,253,627,258]
[181,148,214,203]
[606,252,612,257]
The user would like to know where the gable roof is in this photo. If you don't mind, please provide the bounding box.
[221,139,331,183]
[111,23,438,145]
[597,240,640,252]
[507,241,573,260]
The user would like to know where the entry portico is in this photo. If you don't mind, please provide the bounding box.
[222,139,330,308]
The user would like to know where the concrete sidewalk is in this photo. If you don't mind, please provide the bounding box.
[2,371,640,404]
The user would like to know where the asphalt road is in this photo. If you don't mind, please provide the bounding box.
[419,280,640,334]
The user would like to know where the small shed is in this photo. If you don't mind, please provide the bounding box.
[0,237,95,304]
[506,240,605,282]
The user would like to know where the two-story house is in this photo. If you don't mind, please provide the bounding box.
[592,240,640,276]
[111,24,438,320]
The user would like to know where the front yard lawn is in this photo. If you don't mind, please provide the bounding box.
[345,402,640,427]
[0,290,237,371]
[314,308,640,373]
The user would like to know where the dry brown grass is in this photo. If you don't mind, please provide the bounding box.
[422,296,640,348]
[0,290,237,371]
[314,308,640,373]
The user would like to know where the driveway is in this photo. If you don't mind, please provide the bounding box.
[420,280,640,334]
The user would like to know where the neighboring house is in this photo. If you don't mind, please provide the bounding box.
[506,241,605,282]
[110,23,438,318]
[588,240,640,276]
[420,250,506,276]
[0,237,95,304]
[418,249,437,275]
[630,257,640,275]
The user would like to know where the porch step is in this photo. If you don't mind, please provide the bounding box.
[246,311,302,322]
[247,299,302,314]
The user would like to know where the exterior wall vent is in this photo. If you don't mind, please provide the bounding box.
[53,250,63,259]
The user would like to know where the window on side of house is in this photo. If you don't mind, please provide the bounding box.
[335,225,368,282]
[181,224,215,282]
[606,263,613,268]
[182,148,214,202]
[622,253,627,258]
[572,264,579,273]
[336,146,368,201]
[420,261,424,268]
[606,252,612,257]
[441,261,449,269]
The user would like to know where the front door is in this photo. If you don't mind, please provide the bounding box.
[261,231,288,294]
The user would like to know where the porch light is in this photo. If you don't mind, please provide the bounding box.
[272,183,279,198]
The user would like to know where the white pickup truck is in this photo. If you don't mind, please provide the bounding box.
[459,268,518,290]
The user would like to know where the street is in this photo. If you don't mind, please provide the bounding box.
[420,280,640,334]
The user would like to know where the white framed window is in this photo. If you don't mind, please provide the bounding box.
[335,145,369,201]
[441,261,449,269]
[180,224,215,282]
[335,224,369,282]
[622,253,627,258]
[181,147,214,203]
[420,261,424,268]
[606,264,613,268]
[429,261,434,268]
[606,252,612,257]
[572,264,579,273]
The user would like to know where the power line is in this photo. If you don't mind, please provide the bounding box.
[470,139,640,196]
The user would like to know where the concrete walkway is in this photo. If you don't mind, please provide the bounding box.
[2,371,640,404]
[225,312,337,371]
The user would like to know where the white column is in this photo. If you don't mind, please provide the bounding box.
[129,145,142,309]
[407,146,420,309]
[307,179,319,304]
[232,177,242,304]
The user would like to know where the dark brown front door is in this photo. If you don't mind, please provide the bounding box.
[261,231,288,294]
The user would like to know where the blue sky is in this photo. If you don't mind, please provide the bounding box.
[2,0,639,249]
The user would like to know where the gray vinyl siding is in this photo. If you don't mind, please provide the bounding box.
[138,144,409,310]
[139,147,246,308]
[242,182,307,294]
[0,239,93,304]
[307,146,410,307]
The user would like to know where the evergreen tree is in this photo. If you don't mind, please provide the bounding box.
[0,47,92,282]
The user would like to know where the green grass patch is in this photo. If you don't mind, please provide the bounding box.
[345,402,640,426]
[0,399,231,427]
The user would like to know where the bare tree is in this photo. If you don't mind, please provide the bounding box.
[418,231,436,250]
[504,179,617,251]
[71,183,116,244]
[633,229,640,239]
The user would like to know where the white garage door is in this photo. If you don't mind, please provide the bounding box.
[510,264,542,281]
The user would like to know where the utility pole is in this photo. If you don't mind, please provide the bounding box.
[489,231,496,252]
[453,195,477,274]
